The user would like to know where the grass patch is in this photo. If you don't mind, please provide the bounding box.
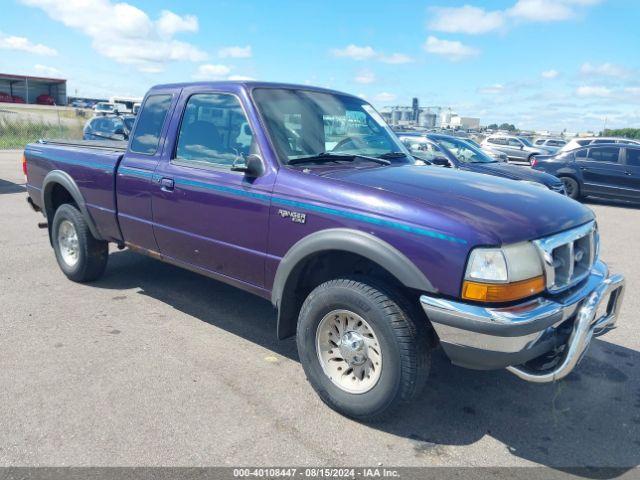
[0,116,84,149]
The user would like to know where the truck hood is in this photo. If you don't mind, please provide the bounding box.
[318,165,594,245]
[458,162,561,186]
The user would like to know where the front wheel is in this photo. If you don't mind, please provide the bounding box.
[559,176,581,200]
[296,278,430,421]
[52,204,109,282]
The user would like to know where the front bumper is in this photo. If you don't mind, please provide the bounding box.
[420,260,625,383]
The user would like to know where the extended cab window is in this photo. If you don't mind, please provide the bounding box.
[130,94,172,154]
[588,147,620,163]
[175,93,255,168]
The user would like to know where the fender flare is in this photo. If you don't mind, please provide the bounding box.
[271,228,436,338]
[41,170,103,240]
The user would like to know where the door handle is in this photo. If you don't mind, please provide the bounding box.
[625,171,632,176]
[160,177,174,191]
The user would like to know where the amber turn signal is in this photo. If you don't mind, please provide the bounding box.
[462,276,545,303]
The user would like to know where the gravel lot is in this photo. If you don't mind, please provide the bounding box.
[1,150,639,472]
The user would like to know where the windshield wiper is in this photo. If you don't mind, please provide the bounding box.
[87,131,126,141]
[288,152,390,166]
[377,151,409,160]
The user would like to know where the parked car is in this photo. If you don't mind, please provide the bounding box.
[24,81,625,420]
[0,93,25,103]
[82,115,129,140]
[482,135,545,163]
[36,94,55,106]
[533,138,567,154]
[532,143,640,201]
[558,136,640,153]
[465,138,508,162]
[93,102,116,116]
[398,132,565,194]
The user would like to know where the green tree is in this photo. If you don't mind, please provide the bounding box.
[601,128,640,139]
[499,123,517,132]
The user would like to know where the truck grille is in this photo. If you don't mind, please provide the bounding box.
[533,221,598,293]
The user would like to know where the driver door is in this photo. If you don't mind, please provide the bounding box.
[151,91,274,288]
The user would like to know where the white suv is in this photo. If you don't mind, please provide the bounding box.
[558,137,640,153]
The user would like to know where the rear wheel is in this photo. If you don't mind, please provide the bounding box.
[296,277,430,421]
[52,204,108,282]
[559,176,581,200]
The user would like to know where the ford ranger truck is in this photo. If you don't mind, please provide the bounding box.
[24,82,626,420]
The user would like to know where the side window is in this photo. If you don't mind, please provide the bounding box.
[588,147,620,163]
[507,138,522,147]
[626,148,640,167]
[130,94,173,155]
[575,149,588,160]
[175,93,255,168]
[534,139,544,145]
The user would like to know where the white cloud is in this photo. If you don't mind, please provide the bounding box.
[507,0,574,21]
[423,36,479,61]
[156,10,198,36]
[625,87,640,96]
[331,45,413,65]
[218,45,252,59]
[541,69,559,79]
[379,53,414,64]
[354,70,375,84]
[0,32,57,55]
[18,0,205,72]
[228,75,255,81]
[477,84,506,94]
[331,44,377,61]
[373,92,397,103]
[576,85,612,97]
[580,62,630,78]
[426,1,601,35]
[33,64,62,76]
[428,6,505,34]
[193,64,232,80]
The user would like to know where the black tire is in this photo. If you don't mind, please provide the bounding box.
[559,176,581,200]
[296,277,430,421]
[51,203,108,282]
[527,154,536,165]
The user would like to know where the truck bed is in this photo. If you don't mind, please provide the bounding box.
[25,139,125,242]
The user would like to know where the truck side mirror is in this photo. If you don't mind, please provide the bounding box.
[432,156,451,167]
[231,154,264,177]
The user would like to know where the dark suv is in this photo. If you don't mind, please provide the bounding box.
[531,143,640,201]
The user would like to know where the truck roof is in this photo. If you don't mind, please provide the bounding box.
[148,80,360,99]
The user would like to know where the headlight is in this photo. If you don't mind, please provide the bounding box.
[462,242,545,302]
[520,180,547,189]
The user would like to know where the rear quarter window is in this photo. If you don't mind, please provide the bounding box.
[626,148,640,167]
[130,94,173,155]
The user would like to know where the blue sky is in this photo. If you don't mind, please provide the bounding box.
[1,0,638,132]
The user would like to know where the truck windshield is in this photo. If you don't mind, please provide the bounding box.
[253,88,412,165]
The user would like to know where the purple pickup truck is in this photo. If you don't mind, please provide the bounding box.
[24,82,625,420]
